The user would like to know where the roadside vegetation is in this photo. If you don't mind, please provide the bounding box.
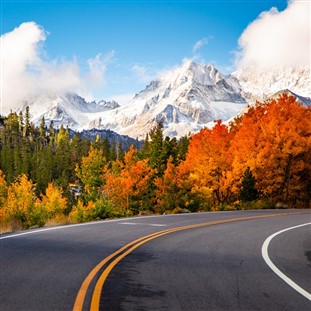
[0,94,310,232]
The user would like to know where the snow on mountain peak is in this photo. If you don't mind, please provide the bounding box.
[233,66,311,102]
[20,92,120,130]
[12,60,310,140]
[160,60,223,88]
[89,61,247,138]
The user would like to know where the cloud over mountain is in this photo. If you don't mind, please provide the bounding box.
[1,22,113,115]
[236,0,310,69]
[192,38,209,53]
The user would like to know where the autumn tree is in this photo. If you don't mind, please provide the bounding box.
[0,170,8,223]
[184,120,236,208]
[103,146,153,213]
[230,94,311,206]
[5,174,41,228]
[40,183,67,220]
[0,170,7,206]
[76,146,107,202]
[154,157,207,213]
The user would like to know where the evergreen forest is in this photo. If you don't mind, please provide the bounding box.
[0,94,310,231]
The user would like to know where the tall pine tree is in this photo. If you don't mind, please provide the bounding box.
[239,167,258,202]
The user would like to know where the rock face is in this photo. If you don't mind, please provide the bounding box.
[89,61,248,138]
[77,128,142,150]
[16,61,310,139]
[20,93,113,130]
[233,66,311,103]
[97,100,120,110]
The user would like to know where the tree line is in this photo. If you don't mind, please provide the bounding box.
[0,94,310,230]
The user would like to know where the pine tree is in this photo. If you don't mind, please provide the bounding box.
[23,106,31,138]
[239,167,258,202]
[76,146,107,202]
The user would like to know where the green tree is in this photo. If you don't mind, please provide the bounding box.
[239,167,258,202]
[54,126,72,186]
[76,146,107,202]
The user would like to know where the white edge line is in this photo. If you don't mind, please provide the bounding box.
[118,222,167,226]
[0,216,155,240]
[261,222,311,301]
[0,211,236,240]
[1,210,308,241]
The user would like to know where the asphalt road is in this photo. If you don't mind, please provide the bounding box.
[0,210,310,311]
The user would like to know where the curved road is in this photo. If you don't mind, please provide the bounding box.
[0,210,310,311]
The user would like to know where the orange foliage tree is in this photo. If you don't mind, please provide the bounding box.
[154,157,208,213]
[230,94,311,206]
[184,121,237,208]
[103,146,153,213]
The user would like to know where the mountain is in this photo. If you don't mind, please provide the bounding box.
[269,89,311,107]
[14,61,310,139]
[20,93,119,130]
[233,66,311,103]
[68,128,142,150]
[89,61,248,138]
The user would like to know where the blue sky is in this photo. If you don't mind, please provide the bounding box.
[1,0,304,108]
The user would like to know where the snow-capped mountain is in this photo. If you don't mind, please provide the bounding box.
[89,61,247,138]
[269,89,311,107]
[16,61,310,139]
[20,93,118,129]
[233,66,311,103]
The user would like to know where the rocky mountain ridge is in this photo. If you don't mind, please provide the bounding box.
[11,61,311,139]
[233,66,310,102]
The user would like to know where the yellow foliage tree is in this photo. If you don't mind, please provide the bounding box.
[40,183,67,220]
[5,174,39,228]
[69,199,94,223]
[0,170,8,222]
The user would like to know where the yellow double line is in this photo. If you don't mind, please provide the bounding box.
[72,212,306,311]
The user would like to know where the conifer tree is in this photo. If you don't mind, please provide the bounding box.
[76,146,107,202]
[239,167,258,202]
[23,106,31,138]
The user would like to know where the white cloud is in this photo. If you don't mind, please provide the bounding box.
[0,22,114,115]
[131,64,155,83]
[108,92,134,106]
[85,51,115,87]
[192,37,209,53]
[236,0,310,69]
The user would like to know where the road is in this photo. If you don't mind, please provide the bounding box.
[0,210,310,311]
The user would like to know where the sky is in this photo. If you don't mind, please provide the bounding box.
[0,0,310,114]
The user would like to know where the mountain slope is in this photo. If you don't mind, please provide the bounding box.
[17,61,310,139]
[21,93,119,129]
[90,61,247,138]
[233,66,311,103]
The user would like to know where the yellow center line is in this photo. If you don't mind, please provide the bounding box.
[72,227,180,311]
[72,212,307,311]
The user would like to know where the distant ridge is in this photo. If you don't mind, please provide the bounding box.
[7,61,310,139]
